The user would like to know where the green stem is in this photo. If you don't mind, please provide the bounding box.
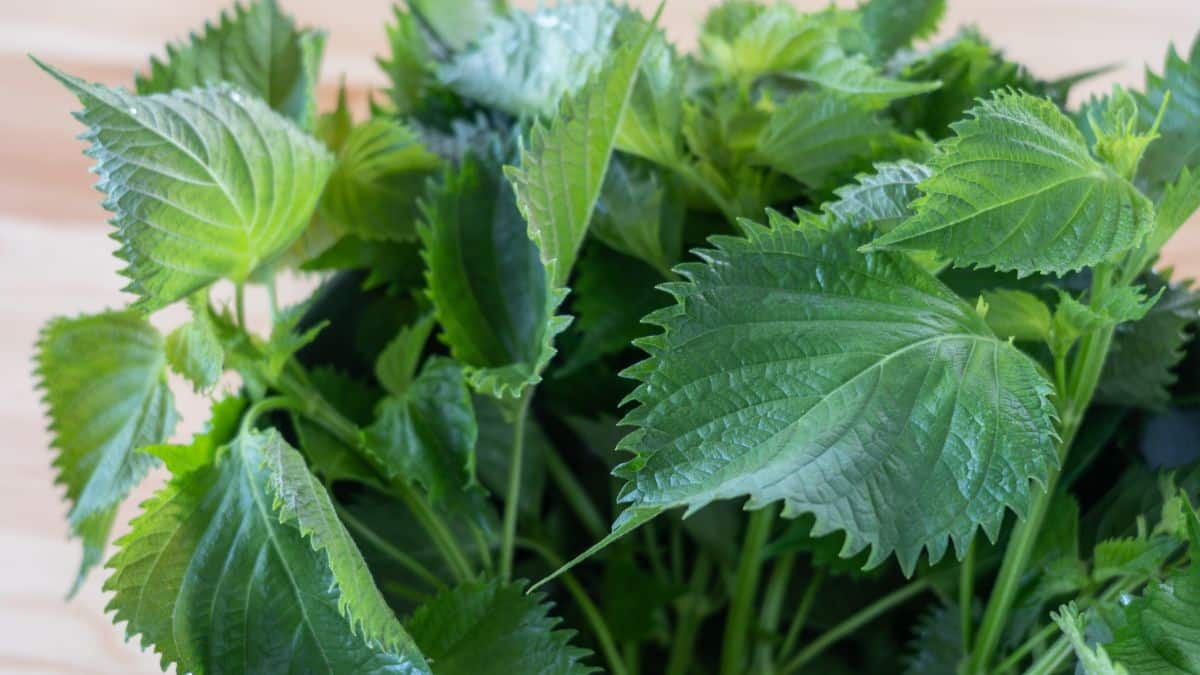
[995,621,1058,674]
[754,553,797,672]
[500,389,534,581]
[266,275,280,323]
[665,555,714,675]
[969,267,1118,674]
[470,523,495,575]
[781,578,931,674]
[396,482,475,583]
[779,568,825,660]
[516,538,629,675]
[543,443,606,539]
[335,504,446,591]
[239,395,298,437]
[1022,635,1072,675]
[643,522,670,583]
[720,506,775,675]
[235,282,247,329]
[673,161,739,224]
[960,538,976,655]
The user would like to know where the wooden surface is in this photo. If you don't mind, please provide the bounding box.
[1,1,1197,672]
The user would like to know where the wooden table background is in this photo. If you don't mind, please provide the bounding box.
[1,1,1197,672]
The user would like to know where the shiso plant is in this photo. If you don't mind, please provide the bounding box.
[29,0,1200,672]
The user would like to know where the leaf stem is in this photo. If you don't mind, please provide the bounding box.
[961,538,976,655]
[335,503,447,591]
[235,282,247,329]
[543,443,607,539]
[754,552,797,671]
[779,568,826,660]
[665,555,714,675]
[720,505,775,675]
[780,578,932,674]
[516,537,629,675]
[500,388,534,581]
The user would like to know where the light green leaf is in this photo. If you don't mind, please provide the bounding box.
[1136,37,1200,196]
[591,156,684,275]
[105,429,430,673]
[362,358,490,522]
[981,289,1052,343]
[611,212,1058,573]
[438,1,624,118]
[860,0,946,60]
[755,91,893,190]
[407,579,594,675]
[408,0,506,51]
[780,52,942,108]
[379,5,438,115]
[320,119,442,242]
[141,395,245,475]
[36,311,178,593]
[375,312,435,397]
[165,295,224,391]
[1146,167,1200,258]
[866,90,1154,276]
[824,160,933,232]
[1090,86,1161,181]
[421,155,568,398]
[616,22,684,167]
[1097,276,1200,410]
[1092,536,1177,583]
[135,0,325,129]
[37,61,336,310]
[506,12,660,288]
[697,4,828,81]
[1053,604,1130,675]
[1106,560,1200,673]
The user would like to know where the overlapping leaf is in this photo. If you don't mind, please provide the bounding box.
[105,429,429,673]
[867,90,1154,276]
[610,212,1057,573]
[860,0,946,60]
[1137,36,1200,196]
[507,12,659,287]
[165,295,224,391]
[824,160,933,232]
[38,62,336,310]
[36,311,178,593]
[407,580,594,675]
[135,0,326,128]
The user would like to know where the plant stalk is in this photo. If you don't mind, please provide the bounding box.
[720,506,775,675]
[543,443,607,539]
[754,553,797,672]
[779,568,825,660]
[960,538,976,655]
[500,389,534,581]
[665,555,714,675]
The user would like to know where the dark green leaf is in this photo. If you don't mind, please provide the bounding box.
[861,0,946,60]
[1136,36,1200,196]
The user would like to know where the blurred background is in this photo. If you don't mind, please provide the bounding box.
[1,1,1197,672]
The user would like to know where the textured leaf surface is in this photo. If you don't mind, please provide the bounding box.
[438,1,622,118]
[1107,563,1200,673]
[421,156,568,398]
[507,13,658,287]
[982,289,1053,343]
[105,429,429,673]
[824,160,932,231]
[375,312,435,397]
[135,0,325,128]
[861,0,946,60]
[868,91,1153,275]
[320,119,442,242]
[36,311,178,592]
[614,213,1057,572]
[39,62,335,310]
[165,296,224,391]
[363,357,490,522]
[591,157,683,275]
[1137,37,1200,196]
[1054,604,1130,675]
[407,580,594,675]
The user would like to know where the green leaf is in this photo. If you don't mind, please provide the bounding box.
[379,6,439,115]
[779,52,942,108]
[754,91,894,191]
[1136,36,1200,196]
[363,357,489,523]
[591,156,684,275]
[697,4,828,81]
[142,395,245,475]
[611,212,1057,573]
[105,429,429,673]
[860,0,946,60]
[375,312,435,396]
[421,155,569,398]
[165,295,224,391]
[824,160,933,232]
[36,311,178,593]
[303,236,426,292]
[866,90,1154,276]
[407,579,594,675]
[1092,536,1176,583]
[981,289,1052,343]
[1106,560,1200,673]
[507,12,660,288]
[37,61,336,310]
[438,1,624,118]
[1146,167,1200,259]
[135,0,326,129]
[320,119,443,242]
[1089,86,1161,181]
[902,602,964,675]
[1053,603,1130,675]
[1097,276,1200,410]
[408,0,506,51]
[616,22,684,167]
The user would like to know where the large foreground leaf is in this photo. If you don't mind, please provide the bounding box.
[135,0,325,128]
[38,61,335,310]
[36,311,178,593]
[867,90,1153,275]
[612,213,1057,572]
[407,580,594,675]
[421,156,568,398]
[507,11,659,288]
[105,429,429,673]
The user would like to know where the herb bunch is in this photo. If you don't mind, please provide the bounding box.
[31,0,1200,673]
